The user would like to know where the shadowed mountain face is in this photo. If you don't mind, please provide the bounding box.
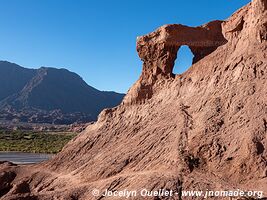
[0,61,36,101]
[0,0,266,199]
[0,61,124,124]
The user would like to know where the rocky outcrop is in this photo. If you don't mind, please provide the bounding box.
[137,20,226,77]
[124,20,227,104]
[0,0,266,199]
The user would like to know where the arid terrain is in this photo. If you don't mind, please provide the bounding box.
[0,62,124,124]
[0,0,266,199]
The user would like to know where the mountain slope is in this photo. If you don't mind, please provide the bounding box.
[0,62,124,124]
[0,61,36,101]
[0,0,266,199]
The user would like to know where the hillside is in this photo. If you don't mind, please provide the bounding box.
[0,61,36,101]
[0,0,266,199]
[0,62,124,124]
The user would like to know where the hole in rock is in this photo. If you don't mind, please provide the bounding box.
[173,45,194,75]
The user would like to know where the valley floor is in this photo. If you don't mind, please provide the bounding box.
[0,130,76,154]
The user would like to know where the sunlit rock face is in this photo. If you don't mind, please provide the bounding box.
[137,21,227,78]
[0,0,266,199]
[125,20,227,104]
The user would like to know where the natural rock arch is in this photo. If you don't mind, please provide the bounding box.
[136,20,227,80]
[124,20,228,104]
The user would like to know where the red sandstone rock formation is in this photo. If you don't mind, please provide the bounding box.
[0,0,266,199]
[124,20,227,104]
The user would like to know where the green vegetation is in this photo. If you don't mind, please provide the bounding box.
[0,130,77,154]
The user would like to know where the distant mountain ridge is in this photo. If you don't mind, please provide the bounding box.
[0,61,124,124]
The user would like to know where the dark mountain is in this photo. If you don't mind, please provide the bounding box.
[0,61,36,101]
[0,1,267,199]
[0,61,124,124]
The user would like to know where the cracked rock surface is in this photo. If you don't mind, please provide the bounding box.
[0,0,266,199]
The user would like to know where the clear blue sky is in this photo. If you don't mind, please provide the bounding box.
[0,0,250,93]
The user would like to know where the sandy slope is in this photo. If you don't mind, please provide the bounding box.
[0,0,266,199]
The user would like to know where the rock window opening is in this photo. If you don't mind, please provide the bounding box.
[172,45,194,75]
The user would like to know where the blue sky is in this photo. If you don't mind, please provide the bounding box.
[0,0,250,93]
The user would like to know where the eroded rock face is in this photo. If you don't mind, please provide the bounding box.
[124,21,227,104]
[222,0,267,43]
[137,20,227,78]
[0,169,16,197]
[0,0,266,199]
